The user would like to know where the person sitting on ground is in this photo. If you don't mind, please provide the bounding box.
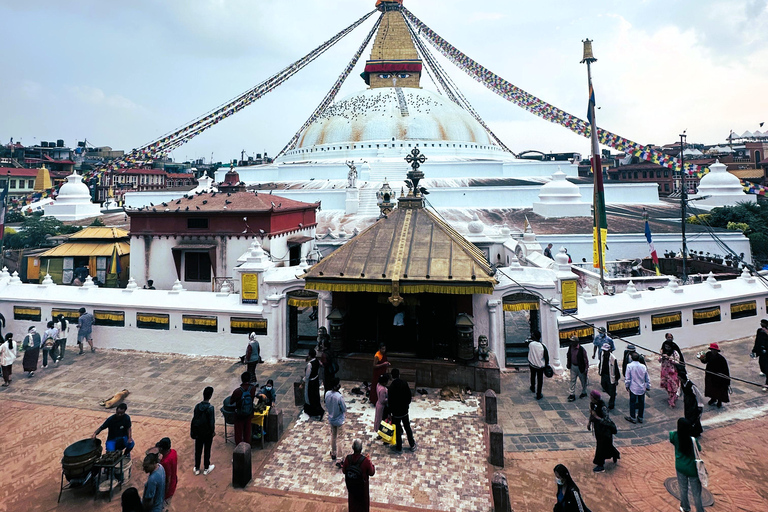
[258,379,277,407]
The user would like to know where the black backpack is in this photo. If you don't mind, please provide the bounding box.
[190,402,212,439]
[237,386,255,417]
[344,455,367,493]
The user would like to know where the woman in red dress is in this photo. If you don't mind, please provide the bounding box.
[370,343,390,406]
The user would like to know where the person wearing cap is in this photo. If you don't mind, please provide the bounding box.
[597,342,620,409]
[587,390,619,473]
[621,344,646,378]
[751,319,768,391]
[566,336,589,402]
[245,332,261,384]
[21,326,41,377]
[592,327,614,359]
[155,437,178,508]
[698,343,730,408]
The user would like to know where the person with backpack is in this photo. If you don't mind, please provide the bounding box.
[191,386,216,475]
[42,320,59,368]
[55,314,69,361]
[1,333,17,386]
[342,438,376,512]
[231,372,257,445]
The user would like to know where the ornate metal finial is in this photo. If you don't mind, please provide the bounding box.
[404,147,427,195]
[581,39,597,64]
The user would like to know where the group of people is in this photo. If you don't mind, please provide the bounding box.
[0,307,96,386]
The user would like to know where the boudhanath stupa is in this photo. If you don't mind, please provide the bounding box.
[217,2,753,263]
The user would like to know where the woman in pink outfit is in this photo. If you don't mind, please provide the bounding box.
[373,374,389,432]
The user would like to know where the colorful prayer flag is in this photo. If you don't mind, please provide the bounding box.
[587,78,607,270]
[643,209,661,276]
[109,245,122,275]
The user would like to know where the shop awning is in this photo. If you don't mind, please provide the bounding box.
[40,241,129,258]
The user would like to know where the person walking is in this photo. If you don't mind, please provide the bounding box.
[325,378,347,463]
[55,314,69,362]
[245,332,261,384]
[587,390,619,473]
[670,418,704,512]
[597,343,620,409]
[154,438,177,509]
[553,463,591,512]
[41,320,59,368]
[370,343,390,407]
[232,371,257,445]
[659,336,682,408]
[191,386,216,475]
[388,368,416,453]
[751,319,768,391]
[698,343,730,408]
[342,439,376,512]
[527,331,548,400]
[21,326,41,377]
[592,327,614,359]
[624,352,651,424]
[679,369,704,437]
[621,344,646,377]
[566,337,589,402]
[1,333,17,386]
[303,348,325,420]
[77,307,95,354]
[373,374,389,432]
[141,453,166,512]
[92,403,135,457]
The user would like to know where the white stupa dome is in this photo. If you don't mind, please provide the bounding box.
[43,171,102,221]
[692,159,756,207]
[294,88,493,151]
[537,169,582,203]
[56,171,93,204]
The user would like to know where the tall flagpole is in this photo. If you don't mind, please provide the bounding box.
[582,39,605,292]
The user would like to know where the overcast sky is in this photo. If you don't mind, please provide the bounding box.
[1,0,766,163]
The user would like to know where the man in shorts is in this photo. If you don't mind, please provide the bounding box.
[77,307,95,354]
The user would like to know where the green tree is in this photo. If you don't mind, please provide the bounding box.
[2,216,81,249]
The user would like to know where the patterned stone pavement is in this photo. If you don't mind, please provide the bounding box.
[259,394,491,512]
[498,335,768,452]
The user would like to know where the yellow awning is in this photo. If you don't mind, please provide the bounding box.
[40,241,129,258]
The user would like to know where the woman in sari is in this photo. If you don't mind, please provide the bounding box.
[659,336,682,407]
[373,374,390,432]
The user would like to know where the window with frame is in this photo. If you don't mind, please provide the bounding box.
[9,179,16,189]
[14,306,41,321]
[28,179,35,188]
[94,310,125,327]
[607,317,640,337]
[137,312,170,330]
[187,218,209,229]
[231,317,268,335]
[651,311,682,331]
[692,306,721,325]
[184,251,212,282]
[730,300,757,320]
[183,315,217,332]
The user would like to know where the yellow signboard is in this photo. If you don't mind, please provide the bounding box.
[561,279,578,313]
[241,273,259,304]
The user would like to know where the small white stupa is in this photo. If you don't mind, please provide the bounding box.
[532,168,591,218]
[43,171,102,221]
[691,159,756,207]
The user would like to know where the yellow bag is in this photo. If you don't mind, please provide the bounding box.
[377,420,396,445]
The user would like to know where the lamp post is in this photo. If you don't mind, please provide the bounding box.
[680,132,688,284]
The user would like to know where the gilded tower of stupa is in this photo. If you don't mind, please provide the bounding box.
[362,1,422,89]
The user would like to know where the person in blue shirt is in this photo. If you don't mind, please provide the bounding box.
[592,327,614,359]
[324,378,347,463]
[142,453,166,512]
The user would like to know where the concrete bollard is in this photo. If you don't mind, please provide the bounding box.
[232,442,252,488]
[484,389,497,425]
[267,407,283,442]
[488,424,504,468]
[492,472,512,512]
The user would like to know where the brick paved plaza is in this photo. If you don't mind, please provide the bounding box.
[0,335,767,511]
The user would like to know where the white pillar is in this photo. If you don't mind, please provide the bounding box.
[542,299,562,373]
[268,292,285,359]
[318,291,332,332]
[487,299,503,360]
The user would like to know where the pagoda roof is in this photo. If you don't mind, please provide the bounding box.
[303,203,496,300]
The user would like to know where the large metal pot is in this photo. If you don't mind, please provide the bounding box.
[62,438,102,481]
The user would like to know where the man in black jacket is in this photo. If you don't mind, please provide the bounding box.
[191,386,215,475]
[566,337,589,402]
[388,368,416,453]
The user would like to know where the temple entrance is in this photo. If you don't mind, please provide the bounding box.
[503,292,541,367]
[287,290,319,357]
[332,292,472,359]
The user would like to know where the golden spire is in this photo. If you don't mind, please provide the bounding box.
[34,164,52,192]
[362,3,422,89]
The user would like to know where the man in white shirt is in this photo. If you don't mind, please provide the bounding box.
[527,331,549,400]
[624,352,651,424]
